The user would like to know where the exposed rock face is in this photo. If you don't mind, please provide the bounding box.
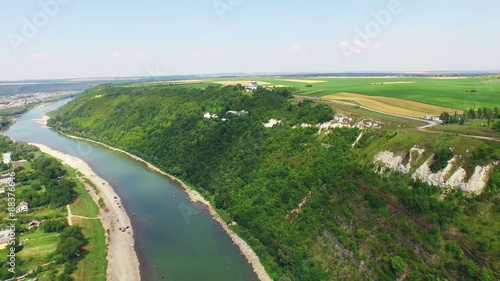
[374,146,425,174]
[374,148,494,195]
[316,114,384,133]
[374,151,403,171]
[461,166,493,193]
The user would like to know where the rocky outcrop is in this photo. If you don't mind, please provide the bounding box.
[374,148,495,195]
[316,114,384,133]
[374,146,425,174]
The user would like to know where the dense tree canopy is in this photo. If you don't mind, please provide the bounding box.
[48,84,499,281]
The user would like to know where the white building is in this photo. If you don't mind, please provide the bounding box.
[2,153,11,164]
[16,202,29,213]
[203,112,218,119]
[227,110,248,116]
[245,81,259,91]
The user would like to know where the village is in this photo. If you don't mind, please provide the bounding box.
[0,91,78,110]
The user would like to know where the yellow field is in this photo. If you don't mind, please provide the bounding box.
[369,82,415,85]
[278,79,326,83]
[147,79,204,84]
[323,92,459,118]
[214,80,271,86]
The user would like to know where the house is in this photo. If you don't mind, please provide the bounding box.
[227,110,248,116]
[431,117,442,123]
[2,153,11,164]
[203,112,218,119]
[16,201,29,213]
[245,81,259,91]
[28,220,41,230]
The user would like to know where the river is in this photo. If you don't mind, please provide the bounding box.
[4,99,258,281]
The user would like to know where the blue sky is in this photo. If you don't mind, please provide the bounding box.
[1,0,499,80]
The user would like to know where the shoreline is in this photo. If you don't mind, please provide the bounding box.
[28,142,141,281]
[60,133,273,281]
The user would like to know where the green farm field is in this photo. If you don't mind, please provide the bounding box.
[168,75,500,111]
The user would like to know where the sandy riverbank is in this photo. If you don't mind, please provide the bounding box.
[29,143,141,281]
[61,134,273,281]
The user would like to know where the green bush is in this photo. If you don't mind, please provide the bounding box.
[390,256,405,273]
[430,148,453,172]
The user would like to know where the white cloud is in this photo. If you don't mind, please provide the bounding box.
[287,42,304,53]
[337,39,382,54]
[111,51,124,58]
[192,52,202,59]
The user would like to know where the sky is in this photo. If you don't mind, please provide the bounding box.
[1,0,500,80]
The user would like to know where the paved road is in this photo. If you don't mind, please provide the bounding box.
[296,95,500,142]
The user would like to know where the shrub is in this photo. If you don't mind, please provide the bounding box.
[390,256,405,273]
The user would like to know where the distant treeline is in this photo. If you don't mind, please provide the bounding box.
[440,107,500,129]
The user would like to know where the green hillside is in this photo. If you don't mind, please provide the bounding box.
[48,84,499,281]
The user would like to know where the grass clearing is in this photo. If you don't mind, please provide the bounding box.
[72,218,107,281]
[83,178,99,194]
[12,160,31,170]
[427,124,500,139]
[18,234,59,270]
[66,166,77,177]
[323,93,459,118]
[71,180,99,217]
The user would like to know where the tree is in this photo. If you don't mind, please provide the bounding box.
[493,120,500,132]
[468,108,476,120]
[440,112,450,124]
[57,226,86,261]
[41,220,68,233]
[484,108,494,127]
[33,156,66,181]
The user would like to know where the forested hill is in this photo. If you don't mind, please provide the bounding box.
[48,84,498,281]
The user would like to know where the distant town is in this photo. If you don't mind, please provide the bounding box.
[0,91,78,110]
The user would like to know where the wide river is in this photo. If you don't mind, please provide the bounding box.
[4,99,258,281]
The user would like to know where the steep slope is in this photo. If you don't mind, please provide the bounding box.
[49,84,499,281]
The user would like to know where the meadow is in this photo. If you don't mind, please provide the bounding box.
[165,75,500,113]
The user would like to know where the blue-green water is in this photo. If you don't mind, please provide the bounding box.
[5,99,257,281]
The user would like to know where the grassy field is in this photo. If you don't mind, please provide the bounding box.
[83,178,99,195]
[427,124,500,138]
[71,181,99,217]
[273,76,500,110]
[322,92,458,118]
[295,96,428,128]
[18,234,59,268]
[164,75,500,111]
[12,160,31,170]
[71,218,107,281]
